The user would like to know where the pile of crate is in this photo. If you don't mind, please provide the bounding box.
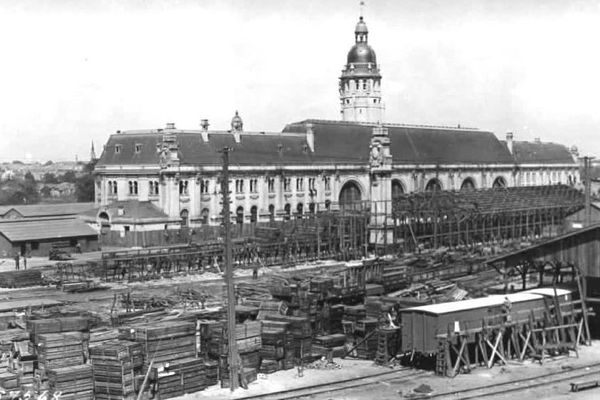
[90,341,141,400]
[47,364,94,400]
[27,316,90,394]
[266,315,312,360]
[259,319,294,373]
[151,357,217,399]
[312,334,346,357]
[218,321,262,389]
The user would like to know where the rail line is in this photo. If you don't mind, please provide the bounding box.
[428,361,600,399]
[237,367,429,400]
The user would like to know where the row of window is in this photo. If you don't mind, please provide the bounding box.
[182,202,332,226]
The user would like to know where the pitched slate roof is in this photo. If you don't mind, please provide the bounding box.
[284,120,515,164]
[96,120,576,168]
[0,203,95,219]
[0,217,97,242]
[510,141,575,164]
[97,131,319,167]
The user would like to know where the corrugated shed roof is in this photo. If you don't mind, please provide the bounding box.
[0,218,97,242]
[401,292,542,315]
[510,141,574,164]
[0,203,95,218]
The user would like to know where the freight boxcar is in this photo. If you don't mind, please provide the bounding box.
[522,287,573,304]
[400,292,547,353]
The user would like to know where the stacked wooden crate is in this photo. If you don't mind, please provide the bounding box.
[119,320,196,367]
[90,341,137,400]
[312,333,346,357]
[47,364,94,400]
[354,319,379,359]
[266,315,311,360]
[219,321,262,388]
[153,357,218,398]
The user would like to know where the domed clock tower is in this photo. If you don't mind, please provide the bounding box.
[339,16,385,123]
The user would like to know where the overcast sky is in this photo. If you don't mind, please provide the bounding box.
[1,0,599,162]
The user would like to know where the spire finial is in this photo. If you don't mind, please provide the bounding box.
[360,1,365,19]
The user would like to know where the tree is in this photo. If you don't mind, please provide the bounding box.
[24,171,35,182]
[74,159,97,202]
[43,160,54,166]
[43,173,58,184]
[60,170,77,183]
[0,178,39,205]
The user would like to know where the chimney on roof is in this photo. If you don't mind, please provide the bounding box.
[306,123,315,152]
[506,132,514,155]
[165,122,176,130]
[200,119,209,143]
[534,137,541,144]
[571,145,579,159]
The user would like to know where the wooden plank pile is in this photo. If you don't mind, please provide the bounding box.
[265,315,312,359]
[261,320,294,371]
[34,332,87,375]
[0,270,43,288]
[90,341,137,400]
[119,320,196,366]
[312,333,346,357]
[218,321,262,389]
[151,357,218,399]
[47,364,94,400]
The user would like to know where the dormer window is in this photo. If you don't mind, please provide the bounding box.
[135,144,142,153]
[115,144,121,154]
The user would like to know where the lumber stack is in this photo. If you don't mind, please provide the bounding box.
[35,332,87,374]
[90,341,137,400]
[261,320,294,370]
[218,321,262,388]
[47,364,94,400]
[365,296,393,320]
[0,270,43,288]
[256,300,288,320]
[312,333,346,357]
[119,321,196,366]
[265,315,311,359]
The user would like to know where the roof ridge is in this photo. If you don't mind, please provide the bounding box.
[290,119,481,131]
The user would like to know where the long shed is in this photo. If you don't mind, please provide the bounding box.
[400,292,547,353]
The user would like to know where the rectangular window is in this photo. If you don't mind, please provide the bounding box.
[179,180,189,195]
[236,179,244,193]
[115,144,121,154]
[31,241,39,250]
[309,177,316,190]
[296,178,304,191]
[283,178,291,192]
[135,144,142,153]
[249,178,258,193]
[128,180,138,195]
[201,179,209,194]
[267,178,275,193]
[149,181,159,195]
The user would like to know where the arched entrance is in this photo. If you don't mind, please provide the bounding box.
[493,177,507,188]
[268,205,275,221]
[284,204,291,220]
[201,208,209,225]
[236,206,244,224]
[339,181,362,209]
[460,178,476,191]
[296,203,303,219]
[425,178,442,192]
[392,179,405,199]
[250,206,258,223]
[98,212,110,234]
[180,209,189,227]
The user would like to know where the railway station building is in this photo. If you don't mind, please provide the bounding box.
[92,16,580,233]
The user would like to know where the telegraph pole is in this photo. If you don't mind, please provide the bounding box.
[220,147,239,391]
[582,156,594,226]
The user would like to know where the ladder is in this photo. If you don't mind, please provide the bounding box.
[436,339,448,376]
[374,329,391,366]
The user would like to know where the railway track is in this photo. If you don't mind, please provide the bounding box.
[428,361,600,399]
[237,367,429,400]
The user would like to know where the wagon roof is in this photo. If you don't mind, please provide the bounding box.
[400,292,542,315]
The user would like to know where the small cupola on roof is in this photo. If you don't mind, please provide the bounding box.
[231,110,243,143]
[339,14,385,124]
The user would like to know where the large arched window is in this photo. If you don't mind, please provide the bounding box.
[391,179,405,199]
[425,178,442,192]
[180,209,189,227]
[493,176,507,188]
[236,206,244,225]
[201,208,209,225]
[284,204,291,220]
[460,178,476,191]
[339,181,362,209]
[250,205,258,223]
[268,205,275,221]
[296,203,303,219]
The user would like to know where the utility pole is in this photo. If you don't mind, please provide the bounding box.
[582,156,594,226]
[220,147,239,391]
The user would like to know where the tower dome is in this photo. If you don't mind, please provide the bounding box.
[231,110,243,132]
[339,16,384,123]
